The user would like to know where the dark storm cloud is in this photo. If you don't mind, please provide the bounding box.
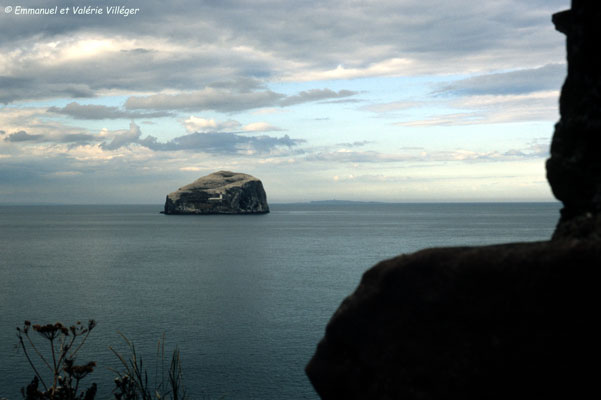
[48,102,172,120]
[438,64,566,96]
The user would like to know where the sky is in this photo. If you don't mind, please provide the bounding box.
[0,0,570,204]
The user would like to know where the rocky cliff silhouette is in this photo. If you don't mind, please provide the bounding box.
[306,1,601,398]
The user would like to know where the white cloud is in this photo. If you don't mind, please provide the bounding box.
[308,144,549,164]
[0,0,568,203]
[184,116,241,133]
[100,122,142,150]
[283,59,415,81]
[0,1,568,105]
[252,108,287,115]
[396,91,559,126]
[257,157,297,165]
[183,116,283,133]
[243,122,282,132]
[46,171,83,177]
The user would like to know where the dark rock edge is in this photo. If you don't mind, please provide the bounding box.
[306,1,601,399]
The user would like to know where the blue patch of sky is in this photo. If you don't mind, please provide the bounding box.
[257,75,479,149]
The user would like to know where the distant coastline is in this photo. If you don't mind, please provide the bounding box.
[308,200,388,205]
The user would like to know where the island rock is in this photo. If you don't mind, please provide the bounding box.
[163,171,269,215]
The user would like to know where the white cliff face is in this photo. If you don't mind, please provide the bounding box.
[163,171,270,214]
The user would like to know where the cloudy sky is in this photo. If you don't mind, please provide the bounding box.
[0,0,569,203]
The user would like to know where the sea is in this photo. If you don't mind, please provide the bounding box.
[0,202,561,399]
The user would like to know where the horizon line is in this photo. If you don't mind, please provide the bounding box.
[0,200,561,206]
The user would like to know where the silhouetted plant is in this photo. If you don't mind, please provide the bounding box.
[16,321,190,400]
[16,320,98,400]
[110,333,188,400]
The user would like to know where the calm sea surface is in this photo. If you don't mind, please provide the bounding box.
[0,203,560,399]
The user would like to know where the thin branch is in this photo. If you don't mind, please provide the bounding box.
[70,328,92,359]
[23,331,53,373]
[17,333,49,391]
[50,337,61,393]
[56,334,77,375]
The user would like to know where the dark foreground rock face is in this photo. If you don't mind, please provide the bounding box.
[547,1,601,237]
[163,171,269,214]
[306,240,601,399]
[307,2,601,399]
